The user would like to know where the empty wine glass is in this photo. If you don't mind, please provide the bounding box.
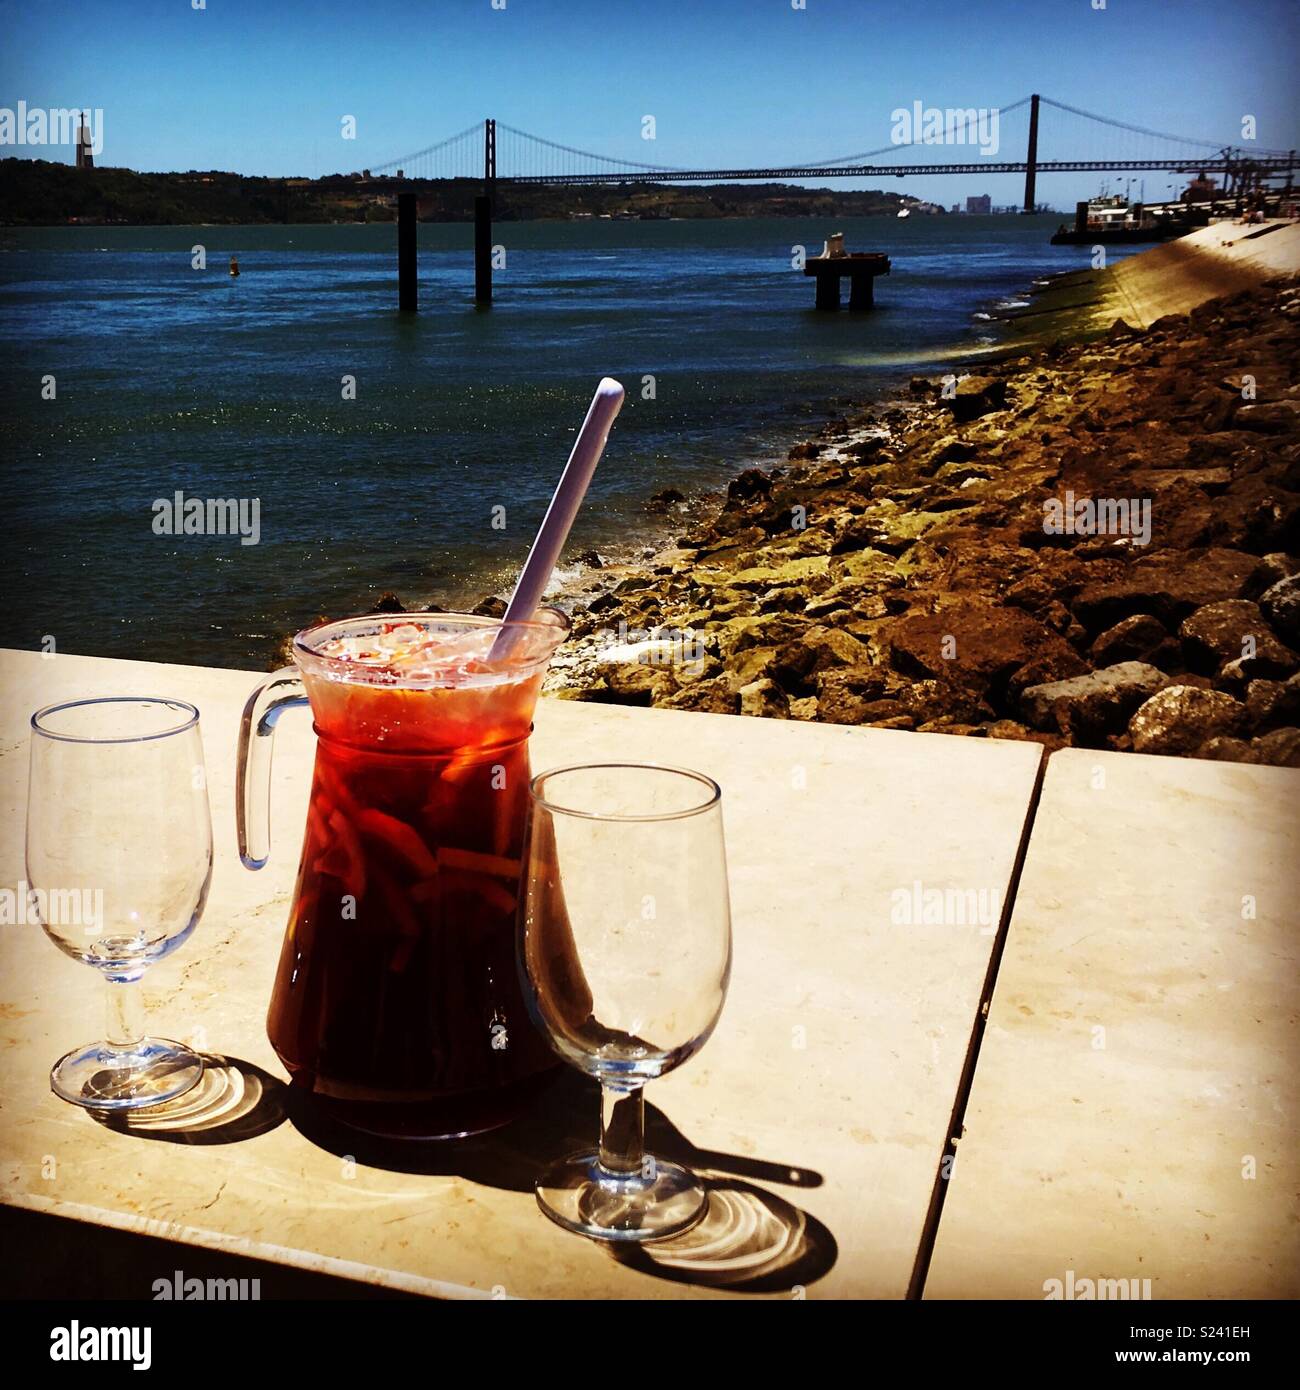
[520,763,732,1241]
[27,697,213,1109]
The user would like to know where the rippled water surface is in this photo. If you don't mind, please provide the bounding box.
[1,214,1114,666]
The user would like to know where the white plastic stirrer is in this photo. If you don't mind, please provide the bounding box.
[490,377,625,661]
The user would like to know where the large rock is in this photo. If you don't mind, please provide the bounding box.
[714,613,806,658]
[646,488,685,513]
[814,666,887,724]
[1247,727,1300,767]
[895,676,994,725]
[1201,476,1300,555]
[664,677,736,715]
[1217,650,1300,688]
[831,514,890,554]
[846,435,891,461]
[1089,613,1176,667]
[1020,662,1166,737]
[773,626,872,687]
[1180,599,1298,677]
[837,503,947,557]
[601,662,677,707]
[723,645,780,695]
[927,436,978,466]
[1186,431,1261,464]
[1071,548,1262,632]
[1006,650,1092,703]
[1234,401,1300,433]
[1247,553,1299,594]
[738,677,788,719]
[1259,574,1300,646]
[702,553,831,592]
[934,460,995,486]
[1245,674,1300,732]
[726,468,774,506]
[1197,735,1253,763]
[948,376,1008,422]
[1128,685,1246,755]
[886,601,1080,701]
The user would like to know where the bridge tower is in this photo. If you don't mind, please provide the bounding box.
[475,119,496,305]
[1022,93,1040,213]
[76,110,94,170]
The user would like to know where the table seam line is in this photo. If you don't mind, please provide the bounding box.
[905,745,1049,1300]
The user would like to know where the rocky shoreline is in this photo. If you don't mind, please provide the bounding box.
[540,276,1300,766]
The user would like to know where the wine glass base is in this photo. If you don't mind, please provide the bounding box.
[536,1152,707,1243]
[51,1038,204,1111]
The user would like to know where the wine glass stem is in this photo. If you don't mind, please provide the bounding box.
[598,1084,645,1178]
[105,975,145,1053]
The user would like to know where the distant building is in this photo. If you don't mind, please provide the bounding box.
[965,194,992,214]
[76,110,93,170]
[951,203,960,213]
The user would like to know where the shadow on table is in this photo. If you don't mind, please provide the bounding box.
[91,1054,288,1144]
[611,1179,836,1293]
[287,1068,835,1293]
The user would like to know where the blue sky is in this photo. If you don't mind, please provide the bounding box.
[2,0,1297,208]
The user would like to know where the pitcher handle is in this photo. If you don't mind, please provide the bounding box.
[237,667,309,870]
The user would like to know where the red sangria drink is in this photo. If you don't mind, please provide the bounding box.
[238,610,569,1139]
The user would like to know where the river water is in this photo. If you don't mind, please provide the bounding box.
[1,214,1113,667]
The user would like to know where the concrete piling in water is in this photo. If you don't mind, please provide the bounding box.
[803,241,891,311]
[474,195,492,305]
[848,276,876,310]
[397,192,417,312]
[815,274,840,311]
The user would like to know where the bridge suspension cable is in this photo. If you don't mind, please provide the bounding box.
[495,120,685,179]
[804,95,1034,168]
[1038,95,1293,157]
[369,121,483,178]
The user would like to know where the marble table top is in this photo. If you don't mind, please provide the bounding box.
[0,648,1043,1298]
[926,749,1300,1300]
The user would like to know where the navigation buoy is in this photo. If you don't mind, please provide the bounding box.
[229,255,240,278]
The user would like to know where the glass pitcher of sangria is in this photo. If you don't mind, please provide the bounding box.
[237,609,569,1139]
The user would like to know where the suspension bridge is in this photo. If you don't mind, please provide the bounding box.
[370,95,1295,194]
[363,95,1296,308]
